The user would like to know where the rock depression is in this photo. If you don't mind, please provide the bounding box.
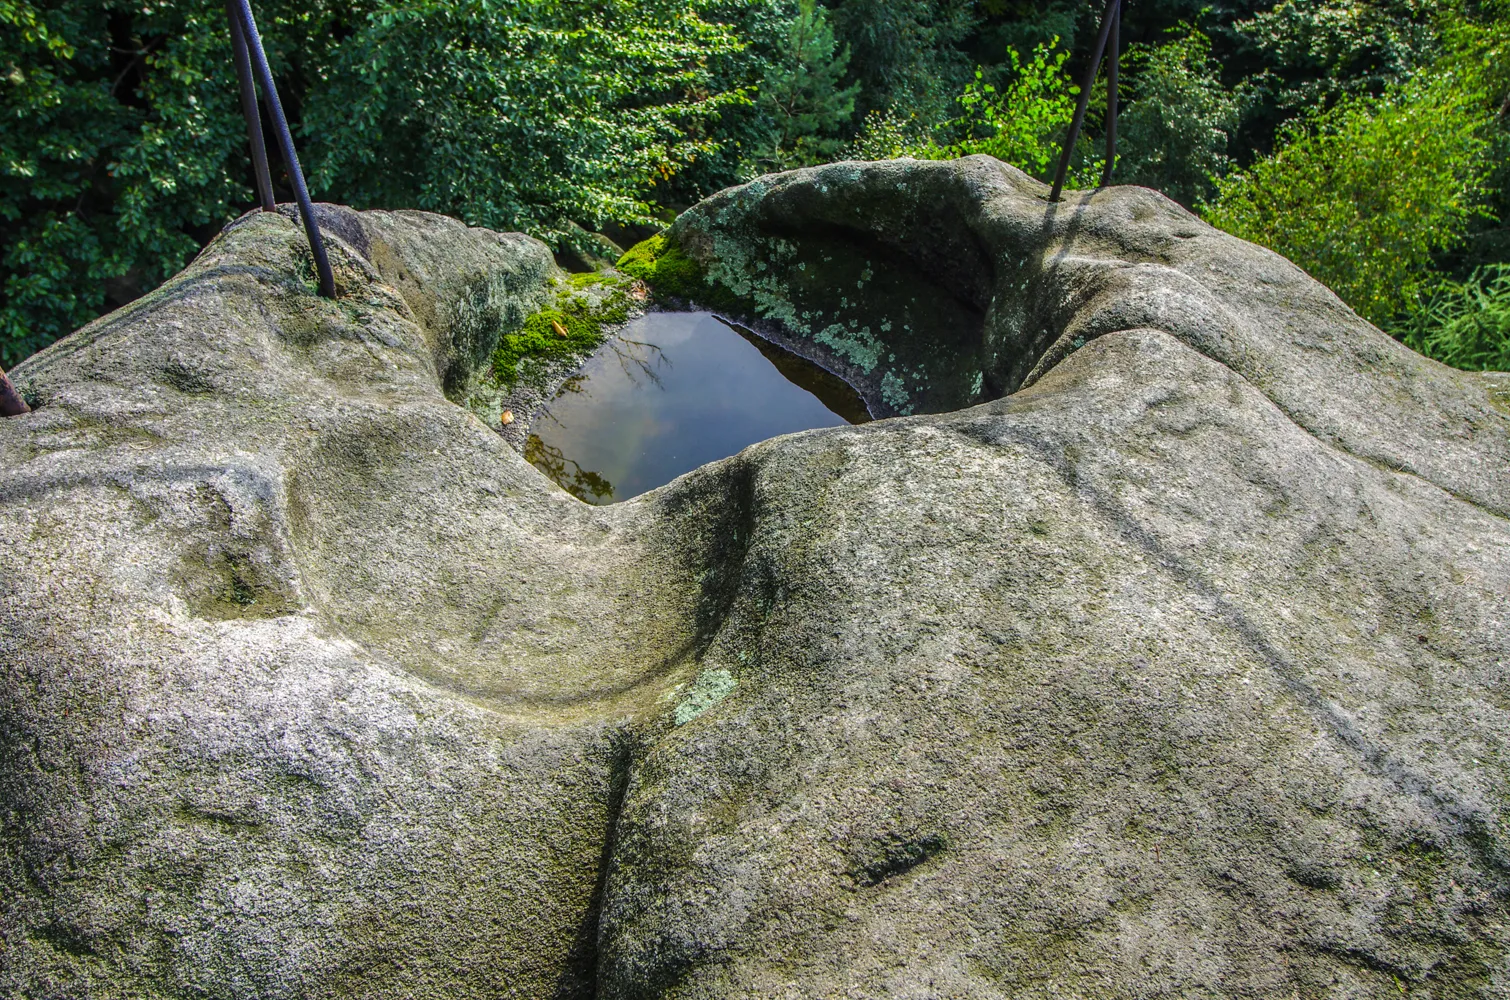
[2,158,1508,998]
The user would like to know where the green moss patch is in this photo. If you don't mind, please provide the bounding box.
[565,270,618,290]
[489,274,636,388]
[617,233,736,308]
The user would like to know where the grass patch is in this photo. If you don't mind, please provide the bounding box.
[1393,264,1510,371]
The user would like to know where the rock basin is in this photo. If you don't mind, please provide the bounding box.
[525,310,865,504]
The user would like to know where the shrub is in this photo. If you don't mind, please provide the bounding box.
[847,39,1103,186]
[1393,264,1510,370]
[1116,27,1243,207]
[1203,71,1493,326]
[306,0,748,244]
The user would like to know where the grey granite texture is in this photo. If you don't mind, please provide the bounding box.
[2,161,1507,998]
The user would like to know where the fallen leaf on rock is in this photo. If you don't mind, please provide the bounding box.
[551,320,568,338]
[500,410,515,425]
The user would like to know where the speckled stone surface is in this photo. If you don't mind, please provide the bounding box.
[3,160,1508,998]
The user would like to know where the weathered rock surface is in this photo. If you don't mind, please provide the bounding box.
[3,159,1508,998]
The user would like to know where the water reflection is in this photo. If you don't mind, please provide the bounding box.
[713,317,873,426]
[527,311,866,504]
[523,434,615,502]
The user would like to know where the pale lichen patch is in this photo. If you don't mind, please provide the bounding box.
[674,668,737,725]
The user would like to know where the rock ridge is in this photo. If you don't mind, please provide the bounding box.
[1,159,1507,998]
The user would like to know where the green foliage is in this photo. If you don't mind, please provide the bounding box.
[0,0,748,367]
[1445,0,1510,100]
[1117,27,1244,206]
[944,40,1105,183]
[848,39,1102,187]
[306,0,748,245]
[943,43,1078,177]
[4,0,1507,374]
[1393,264,1510,369]
[1203,71,1494,326]
[825,0,977,121]
[1235,0,1444,113]
[744,0,860,172]
[972,0,1084,62]
[0,0,255,366]
[846,108,934,160]
[1434,0,1510,270]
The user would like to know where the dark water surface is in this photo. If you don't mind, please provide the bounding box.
[526,311,869,504]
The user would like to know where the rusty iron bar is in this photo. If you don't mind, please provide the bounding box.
[227,0,275,212]
[0,366,29,417]
[1050,0,1122,203]
[226,0,335,298]
[1100,0,1120,190]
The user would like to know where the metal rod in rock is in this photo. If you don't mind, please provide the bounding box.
[0,366,30,417]
[1050,0,1120,203]
[226,0,335,298]
[1100,0,1120,190]
[227,0,275,212]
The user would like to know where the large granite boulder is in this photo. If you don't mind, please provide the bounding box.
[3,158,1507,998]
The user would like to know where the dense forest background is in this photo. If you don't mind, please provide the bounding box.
[3,0,1507,369]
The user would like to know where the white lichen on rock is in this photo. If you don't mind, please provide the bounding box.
[674,668,737,725]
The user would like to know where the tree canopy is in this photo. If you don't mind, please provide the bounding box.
[2,0,1507,368]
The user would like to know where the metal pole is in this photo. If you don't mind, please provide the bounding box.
[0,366,29,417]
[1100,0,1120,190]
[226,0,336,298]
[1050,0,1120,203]
[227,0,275,212]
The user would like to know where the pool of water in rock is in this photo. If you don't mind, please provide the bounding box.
[526,311,869,504]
